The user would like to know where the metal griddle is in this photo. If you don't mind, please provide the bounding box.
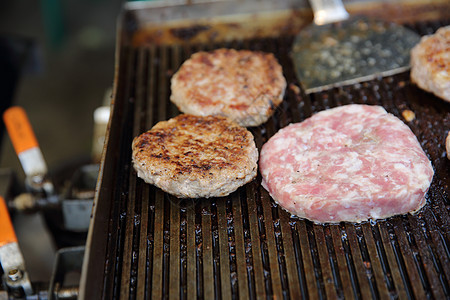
[80,1,450,298]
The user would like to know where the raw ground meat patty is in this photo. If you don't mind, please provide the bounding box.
[259,104,434,223]
[170,48,286,127]
[132,114,258,198]
[410,25,450,102]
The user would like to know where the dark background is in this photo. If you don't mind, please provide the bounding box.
[0,0,123,282]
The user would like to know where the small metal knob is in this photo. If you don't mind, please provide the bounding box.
[7,268,23,282]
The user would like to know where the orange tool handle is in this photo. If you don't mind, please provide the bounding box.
[0,196,17,247]
[3,106,39,154]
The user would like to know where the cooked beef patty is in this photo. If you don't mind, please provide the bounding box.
[170,48,286,127]
[132,114,258,198]
[411,25,450,102]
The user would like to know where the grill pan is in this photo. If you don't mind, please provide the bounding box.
[80,1,450,299]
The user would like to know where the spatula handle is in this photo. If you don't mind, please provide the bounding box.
[309,0,349,25]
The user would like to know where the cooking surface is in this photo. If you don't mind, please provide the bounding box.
[82,17,449,299]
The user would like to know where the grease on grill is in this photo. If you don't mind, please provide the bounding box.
[170,25,211,41]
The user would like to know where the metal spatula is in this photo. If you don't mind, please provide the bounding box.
[292,0,421,94]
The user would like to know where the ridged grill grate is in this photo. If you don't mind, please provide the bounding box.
[99,19,449,299]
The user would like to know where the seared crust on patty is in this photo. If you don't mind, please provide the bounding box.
[132,114,258,198]
[170,48,286,127]
[411,26,450,102]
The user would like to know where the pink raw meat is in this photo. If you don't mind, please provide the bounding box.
[259,104,434,223]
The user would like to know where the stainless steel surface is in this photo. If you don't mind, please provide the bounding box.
[62,164,98,232]
[292,2,421,94]
[48,246,84,300]
[61,200,93,232]
[80,0,450,298]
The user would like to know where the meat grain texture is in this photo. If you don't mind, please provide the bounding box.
[132,114,258,198]
[410,25,450,102]
[170,48,286,127]
[259,104,434,223]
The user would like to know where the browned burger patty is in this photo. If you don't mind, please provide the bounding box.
[410,25,450,102]
[170,48,286,127]
[131,114,258,198]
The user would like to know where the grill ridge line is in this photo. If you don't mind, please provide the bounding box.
[211,200,222,298]
[376,221,408,299]
[304,221,329,298]
[169,197,181,299]
[186,202,197,299]
[145,186,156,299]
[217,198,232,299]
[163,194,172,296]
[272,207,291,296]
[323,225,346,298]
[369,222,399,293]
[179,203,188,299]
[101,46,132,299]
[339,223,363,299]
[361,223,391,299]
[290,221,310,298]
[136,46,150,300]
[202,199,215,299]
[385,219,417,299]
[279,212,302,299]
[195,202,203,299]
[391,217,427,299]
[231,190,250,299]
[246,183,267,299]
[226,198,239,297]
[260,187,285,299]
[329,225,355,300]
[239,187,257,299]
[151,43,170,299]
[312,224,338,299]
[296,221,320,299]
[345,224,373,299]
[151,190,165,299]
[407,213,447,299]
[420,206,450,293]
[404,217,434,296]
[119,47,139,300]
[353,224,380,299]
[156,45,168,123]
[254,184,275,297]
[130,175,143,299]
